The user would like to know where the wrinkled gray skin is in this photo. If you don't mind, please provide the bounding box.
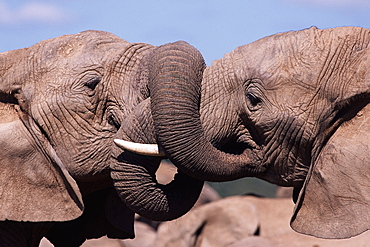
[194,26,370,239]
[1,26,370,245]
[147,26,370,239]
[0,31,209,246]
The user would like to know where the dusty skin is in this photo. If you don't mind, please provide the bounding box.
[0,26,370,245]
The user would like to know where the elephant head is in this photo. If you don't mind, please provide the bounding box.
[202,27,370,238]
[0,31,152,236]
[233,26,369,239]
[0,30,212,242]
[202,26,369,239]
[118,26,370,238]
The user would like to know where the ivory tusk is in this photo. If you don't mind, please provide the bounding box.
[114,139,166,157]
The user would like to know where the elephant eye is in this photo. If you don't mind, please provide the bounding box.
[246,93,262,107]
[245,81,264,111]
[85,77,101,90]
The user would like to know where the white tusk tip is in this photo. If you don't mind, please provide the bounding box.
[114,139,166,157]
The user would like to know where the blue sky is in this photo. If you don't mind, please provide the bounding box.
[1,0,370,64]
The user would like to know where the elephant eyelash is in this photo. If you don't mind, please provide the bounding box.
[246,93,262,107]
[107,111,121,129]
[244,80,264,111]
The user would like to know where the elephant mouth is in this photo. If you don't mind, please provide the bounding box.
[216,138,257,156]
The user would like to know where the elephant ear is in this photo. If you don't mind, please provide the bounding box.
[0,104,84,222]
[291,103,370,239]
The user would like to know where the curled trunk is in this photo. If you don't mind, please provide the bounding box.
[111,153,204,221]
[111,98,203,221]
[112,40,263,221]
[149,41,264,182]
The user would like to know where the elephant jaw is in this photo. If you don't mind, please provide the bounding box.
[255,160,310,188]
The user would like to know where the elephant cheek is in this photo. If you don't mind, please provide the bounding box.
[257,157,309,187]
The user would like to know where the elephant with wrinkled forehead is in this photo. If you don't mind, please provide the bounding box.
[0,26,369,245]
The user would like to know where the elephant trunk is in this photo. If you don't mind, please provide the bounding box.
[111,99,204,221]
[111,153,203,221]
[149,41,264,182]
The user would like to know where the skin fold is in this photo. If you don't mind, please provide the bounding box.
[0,26,369,245]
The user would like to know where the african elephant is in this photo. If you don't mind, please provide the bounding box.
[156,195,370,247]
[2,25,370,244]
[0,30,229,246]
[121,26,370,239]
[156,195,260,247]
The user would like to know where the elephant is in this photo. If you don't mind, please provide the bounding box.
[2,25,370,244]
[119,26,370,239]
[0,30,222,246]
[155,195,260,247]
[156,195,370,247]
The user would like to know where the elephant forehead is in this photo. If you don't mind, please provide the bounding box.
[233,26,370,85]
[31,30,130,67]
[231,26,370,112]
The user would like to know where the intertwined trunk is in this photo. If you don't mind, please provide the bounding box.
[111,43,206,220]
[149,41,264,182]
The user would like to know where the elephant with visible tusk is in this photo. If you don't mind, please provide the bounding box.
[1,26,370,245]
[0,29,265,246]
[0,32,235,246]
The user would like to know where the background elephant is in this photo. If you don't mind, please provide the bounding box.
[156,196,260,247]
[40,161,221,247]
[156,195,370,247]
